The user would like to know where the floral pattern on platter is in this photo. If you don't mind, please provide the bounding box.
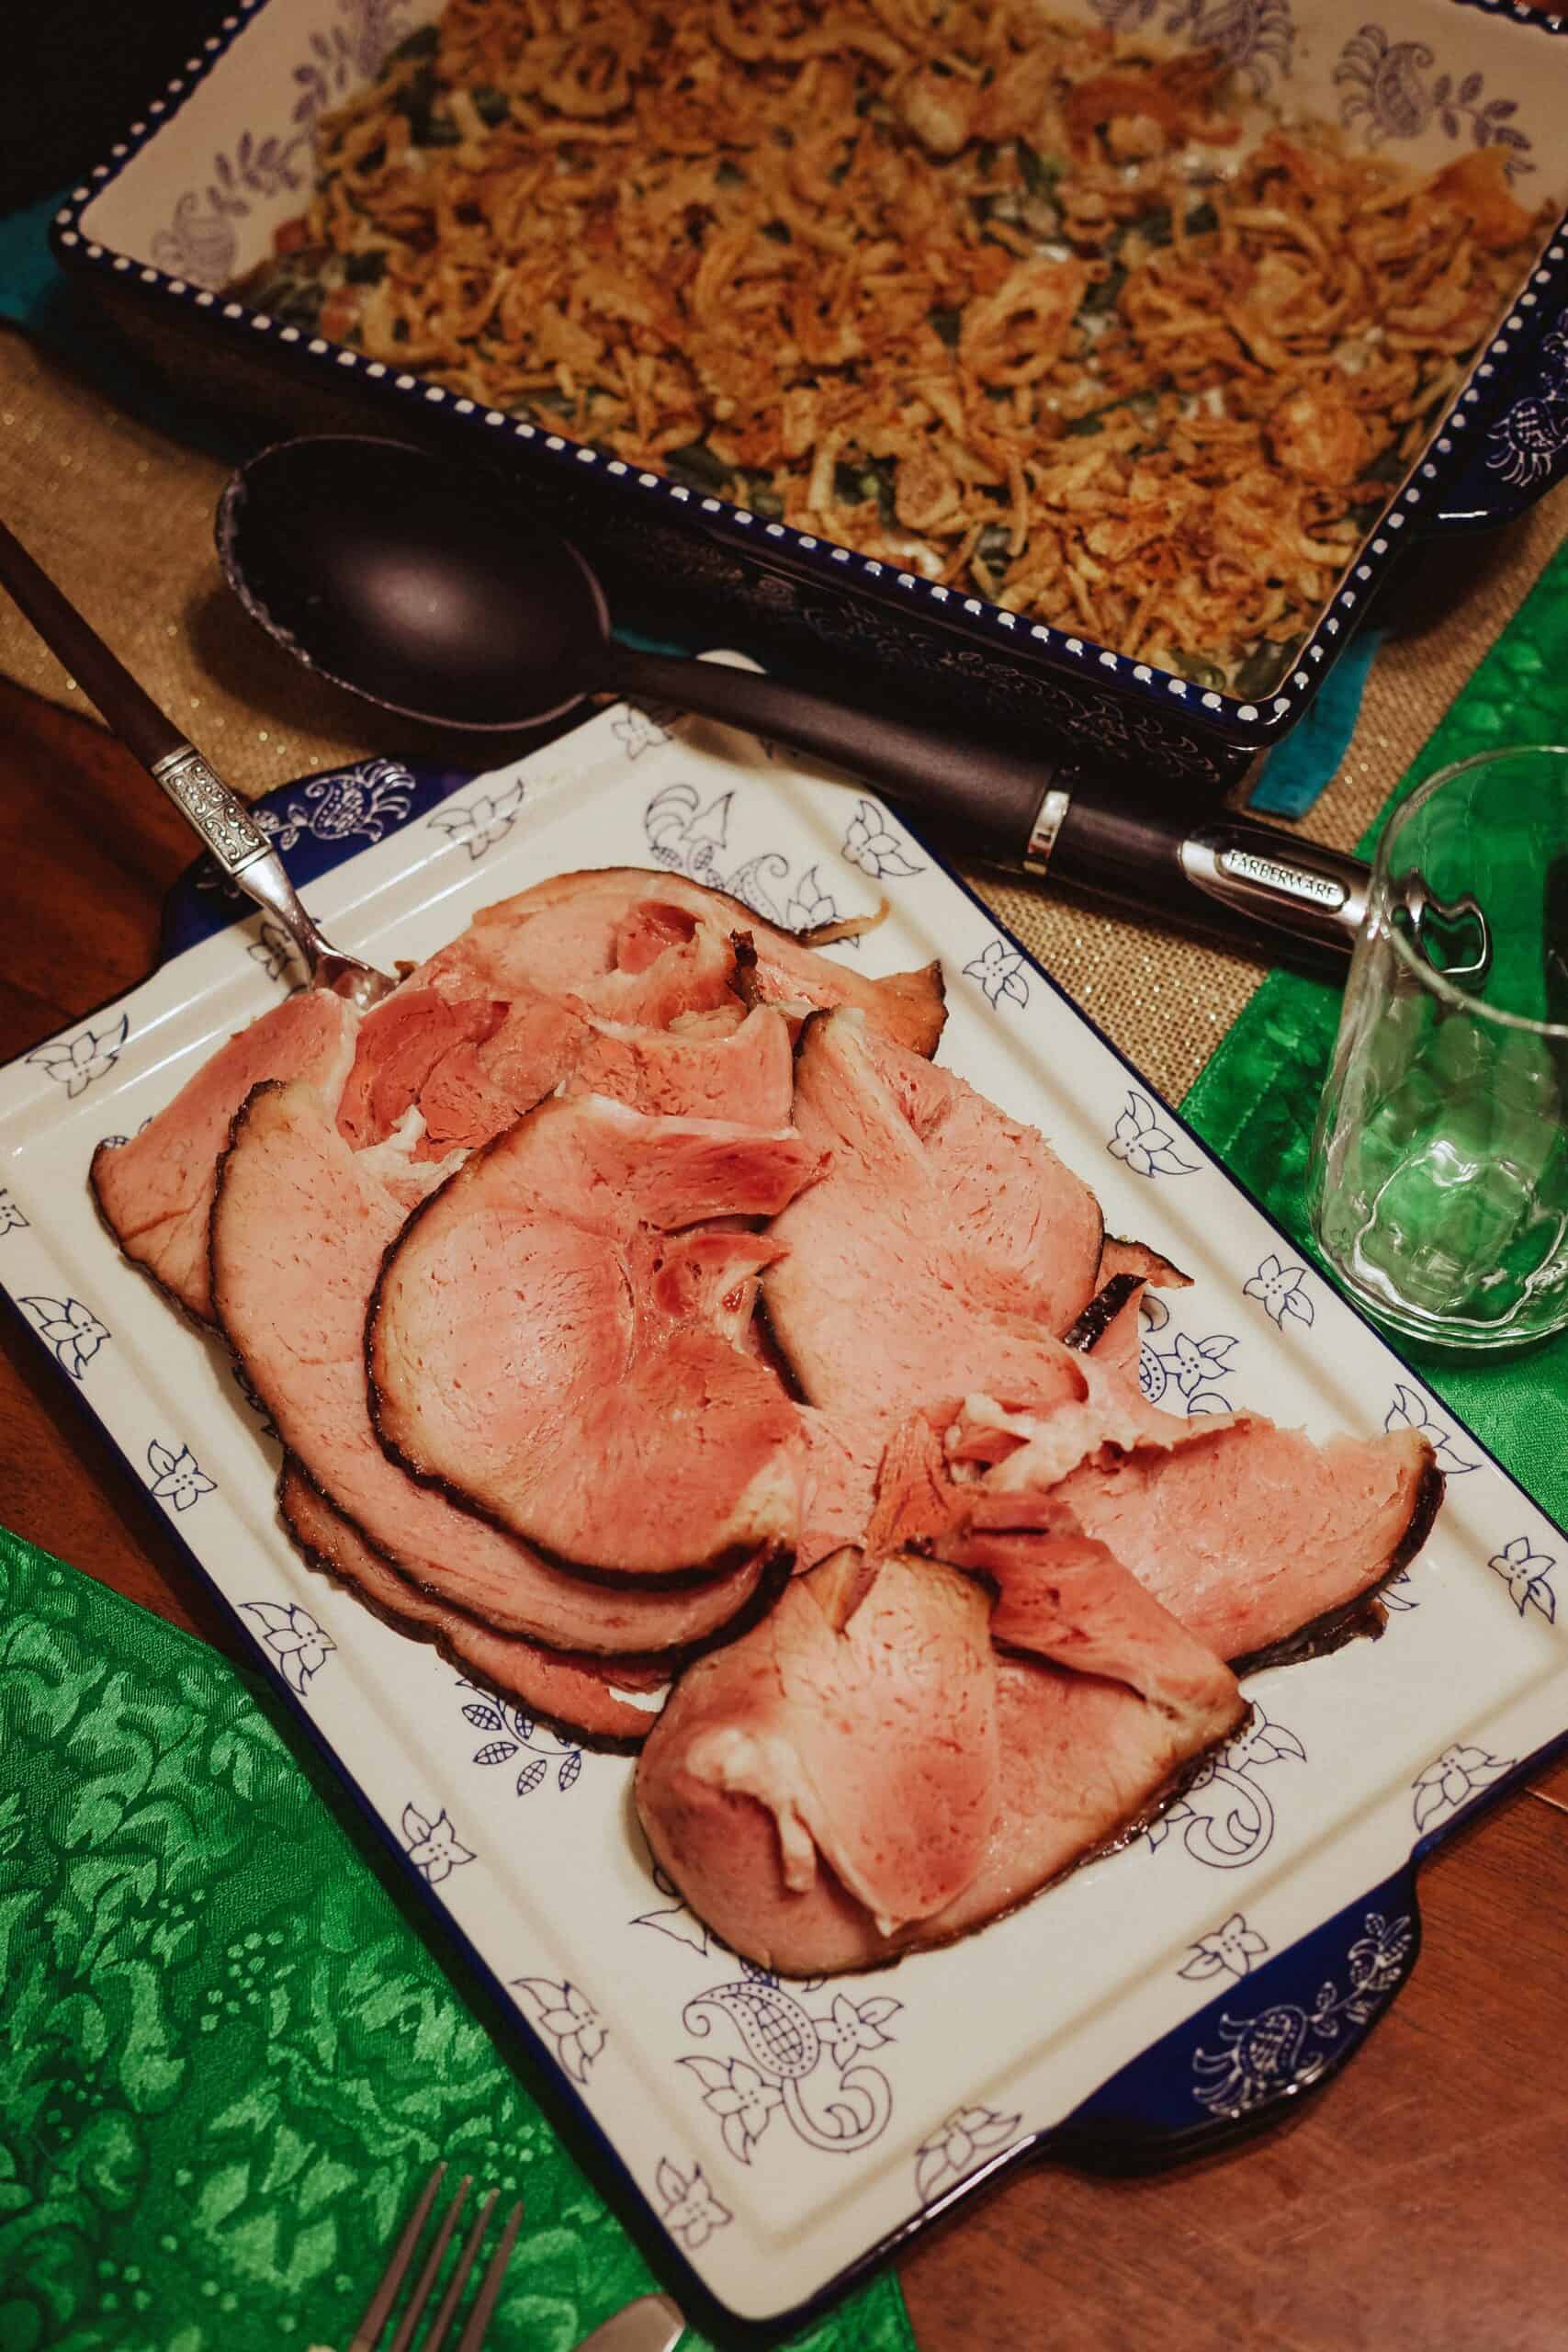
[914,2103,1023,2206]
[1179,1911,1271,1983]
[1412,1742,1513,1835]
[241,1600,336,1696]
[655,2155,732,2251]
[1088,0,1295,97]
[26,1012,129,1100]
[151,0,416,285]
[427,778,526,862]
[1243,1252,1314,1329]
[1137,1296,1238,1416]
[1488,1535,1557,1626]
[455,1682,586,1796]
[400,1802,475,1883]
[513,1977,606,2086]
[18,1295,109,1382]
[644,780,846,933]
[1385,1383,1479,1475]
[1333,26,1534,176]
[680,1978,901,2161]
[840,798,923,881]
[963,938,1030,1010]
[614,705,675,761]
[145,1440,216,1515]
[1489,322,1568,493]
[0,1188,28,1236]
[249,917,308,989]
[1147,1705,1306,1871]
[1108,1088,1201,1180]
[271,758,416,845]
[1190,1909,1413,2117]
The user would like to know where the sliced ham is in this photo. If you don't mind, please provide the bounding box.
[368,1095,820,1577]
[279,1460,667,1745]
[213,1080,771,1654]
[637,1543,1242,1974]
[762,1011,1100,1417]
[1046,1418,1442,1668]
[875,1384,1443,1668]
[91,991,359,1321]
[437,868,946,1052]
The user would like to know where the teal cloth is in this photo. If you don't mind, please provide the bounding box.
[1248,627,1388,819]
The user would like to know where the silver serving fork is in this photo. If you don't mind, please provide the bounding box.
[0,512,397,1009]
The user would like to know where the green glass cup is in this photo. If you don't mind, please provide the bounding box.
[1308,745,1568,1351]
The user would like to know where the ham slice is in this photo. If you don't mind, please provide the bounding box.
[637,1544,1243,1974]
[213,1080,772,1654]
[368,1095,820,1577]
[878,1384,1443,1667]
[279,1460,667,1745]
[91,991,359,1321]
[762,1012,1100,1420]
[401,867,945,1050]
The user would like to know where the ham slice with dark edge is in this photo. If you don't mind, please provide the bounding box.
[213,1080,773,1654]
[637,1543,1243,1974]
[279,1461,667,1746]
[876,1382,1443,1668]
[393,867,946,1052]
[91,990,359,1322]
[368,1095,820,1577]
[762,1011,1101,1417]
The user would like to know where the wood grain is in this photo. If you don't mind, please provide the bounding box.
[1,673,1563,2350]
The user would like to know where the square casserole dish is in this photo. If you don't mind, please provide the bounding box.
[51,0,1568,792]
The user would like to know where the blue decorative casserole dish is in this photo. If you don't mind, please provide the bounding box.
[51,0,1568,790]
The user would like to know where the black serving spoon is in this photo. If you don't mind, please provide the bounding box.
[217,434,1384,970]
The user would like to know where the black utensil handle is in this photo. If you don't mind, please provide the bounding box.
[1048,786,1371,964]
[610,644,1370,967]
[608,642,1045,846]
[0,514,187,773]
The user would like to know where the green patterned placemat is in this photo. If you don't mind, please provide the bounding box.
[0,1527,915,2352]
[1182,538,1568,1522]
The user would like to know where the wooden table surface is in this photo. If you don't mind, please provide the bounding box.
[3,669,1566,2350]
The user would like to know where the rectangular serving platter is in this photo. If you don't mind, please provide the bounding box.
[3,702,1565,2337]
[50,0,1568,791]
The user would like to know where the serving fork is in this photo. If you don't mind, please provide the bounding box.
[0,511,397,1008]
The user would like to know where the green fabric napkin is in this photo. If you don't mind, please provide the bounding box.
[0,1526,914,2352]
[1182,537,1568,1519]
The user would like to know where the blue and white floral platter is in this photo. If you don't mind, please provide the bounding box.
[47,0,1568,790]
[2,705,1564,2340]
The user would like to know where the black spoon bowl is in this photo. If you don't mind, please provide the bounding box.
[216,433,1385,969]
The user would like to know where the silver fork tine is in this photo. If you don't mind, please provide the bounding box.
[387,2175,472,2352]
[451,2200,524,2352]
[347,2162,446,2352]
[423,2187,498,2350]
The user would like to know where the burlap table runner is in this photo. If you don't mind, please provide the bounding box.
[5,324,1566,1100]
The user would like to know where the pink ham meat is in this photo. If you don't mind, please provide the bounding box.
[362,868,944,1067]
[279,1461,667,1745]
[368,1095,820,1577]
[470,867,947,1055]
[762,1011,1102,1417]
[884,1384,1443,1667]
[341,986,794,1159]
[637,1544,1243,1974]
[213,1080,771,1654]
[91,991,359,1321]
